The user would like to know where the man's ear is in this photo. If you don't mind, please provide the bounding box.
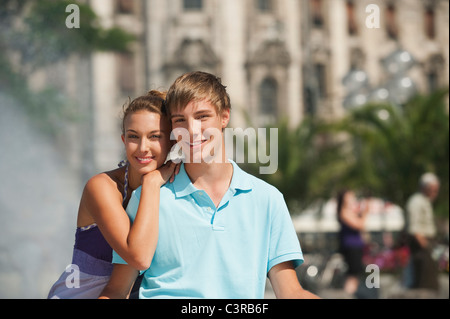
[220,109,230,129]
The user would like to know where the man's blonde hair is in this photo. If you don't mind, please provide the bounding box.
[165,71,231,115]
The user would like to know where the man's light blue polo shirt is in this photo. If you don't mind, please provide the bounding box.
[113,160,303,299]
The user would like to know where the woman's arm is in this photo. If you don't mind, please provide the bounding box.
[82,162,176,270]
[340,199,371,231]
[99,264,139,299]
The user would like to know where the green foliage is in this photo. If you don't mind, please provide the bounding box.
[10,0,134,67]
[0,0,135,136]
[241,116,351,213]
[350,89,449,214]
[338,89,449,216]
[244,89,449,218]
[1,0,135,72]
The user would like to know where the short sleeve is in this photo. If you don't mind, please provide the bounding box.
[111,187,142,266]
[125,187,142,222]
[112,250,146,275]
[267,191,304,273]
[112,249,127,265]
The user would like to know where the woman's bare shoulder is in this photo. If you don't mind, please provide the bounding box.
[85,168,124,191]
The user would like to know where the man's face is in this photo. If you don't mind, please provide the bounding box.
[170,99,230,163]
[425,183,440,202]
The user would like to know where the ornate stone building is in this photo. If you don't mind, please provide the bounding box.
[38,0,450,172]
[109,0,448,123]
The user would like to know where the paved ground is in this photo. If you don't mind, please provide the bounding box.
[264,273,449,299]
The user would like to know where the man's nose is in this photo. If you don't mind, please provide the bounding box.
[187,118,202,139]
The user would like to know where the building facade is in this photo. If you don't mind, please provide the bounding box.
[36,0,450,173]
[111,0,449,123]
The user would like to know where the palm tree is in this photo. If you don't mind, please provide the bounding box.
[331,88,449,216]
[0,0,135,135]
[241,116,351,214]
[243,89,448,218]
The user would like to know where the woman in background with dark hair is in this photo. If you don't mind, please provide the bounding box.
[337,190,370,296]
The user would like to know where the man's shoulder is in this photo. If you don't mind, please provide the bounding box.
[233,163,283,198]
[407,192,427,206]
[160,182,176,197]
[132,183,175,200]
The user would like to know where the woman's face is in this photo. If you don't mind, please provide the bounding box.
[122,110,171,176]
[344,191,359,211]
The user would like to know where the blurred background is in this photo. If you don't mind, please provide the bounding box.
[0,0,448,298]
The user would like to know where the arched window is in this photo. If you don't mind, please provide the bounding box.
[346,1,358,36]
[259,78,278,122]
[424,7,436,39]
[118,53,136,96]
[117,0,133,14]
[257,0,272,13]
[311,0,324,28]
[426,54,444,93]
[315,63,327,98]
[183,0,203,11]
[386,4,398,40]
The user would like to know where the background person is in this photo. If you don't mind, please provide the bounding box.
[405,172,440,291]
[337,189,370,297]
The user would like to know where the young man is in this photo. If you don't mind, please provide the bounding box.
[100,71,319,299]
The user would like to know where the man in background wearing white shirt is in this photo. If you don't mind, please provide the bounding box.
[406,172,440,291]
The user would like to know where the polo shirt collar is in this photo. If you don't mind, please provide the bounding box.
[172,164,197,198]
[228,160,253,193]
[172,160,252,199]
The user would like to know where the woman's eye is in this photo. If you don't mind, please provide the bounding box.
[127,134,138,139]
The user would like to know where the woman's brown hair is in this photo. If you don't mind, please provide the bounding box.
[121,90,167,134]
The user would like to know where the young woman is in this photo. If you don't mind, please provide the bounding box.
[48,90,177,299]
[337,189,370,296]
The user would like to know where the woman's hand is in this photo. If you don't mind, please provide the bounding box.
[169,161,181,183]
[141,161,180,187]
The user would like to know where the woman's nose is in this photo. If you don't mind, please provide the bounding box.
[139,138,150,153]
